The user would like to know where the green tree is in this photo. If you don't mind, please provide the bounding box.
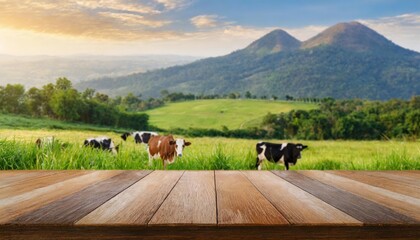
[245,91,252,99]
[55,77,72,91]
[41,83,56,117]
[1,84,26,114]
[82,88,95,100]
[50,89,82,121]
[406,110,420,137]
[26,87,44,116]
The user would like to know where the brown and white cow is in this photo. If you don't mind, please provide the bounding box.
[147,135,191,169]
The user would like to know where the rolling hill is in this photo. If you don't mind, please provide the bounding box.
[142,99,317,130]
[76,22,420,100]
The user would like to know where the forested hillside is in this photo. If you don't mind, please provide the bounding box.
[76,22,420,100]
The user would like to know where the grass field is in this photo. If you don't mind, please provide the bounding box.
[0,114,126,132]
[1,129,419,170]
[142,99,317,130]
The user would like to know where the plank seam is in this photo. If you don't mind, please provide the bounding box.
[270,171,417,224]
[328,171,420,195]
[240,171,291,225]
[269,171,368,223]
[72,170,153,224]
[213,170,218,226]
[146,171,185,226]
[0,171,61,190]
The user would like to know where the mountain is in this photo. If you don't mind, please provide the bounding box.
[75,22,420,100]
[245,29,301,55]
[0,55,200,87]
[302,22,402,52]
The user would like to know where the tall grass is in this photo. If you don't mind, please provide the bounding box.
[0,129,419,170]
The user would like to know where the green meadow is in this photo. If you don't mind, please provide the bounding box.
[1,129,419,170]
[142,99,317,130]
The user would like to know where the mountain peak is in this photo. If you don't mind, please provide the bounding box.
[302,21,398,51]
[245,29,301,55]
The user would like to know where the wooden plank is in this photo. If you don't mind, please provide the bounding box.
[12,171,151,224]
[243,171,360,225]
[362,171,420,188]
[215,171,288,225]
[0,171,58,188]
[0,171,89,199]
[299,171,420,222]
[149,171,216,225]
[385,171,420,179]
[330,171,420,199]
[0,170,49,178]
[0,170,122,224]
[272,171,417,225]
[77,170,184,225]
[3,225,420,240]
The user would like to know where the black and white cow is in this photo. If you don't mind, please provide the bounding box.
[256,142,308,170]
[84,136,119,154]
[121,131,158,145]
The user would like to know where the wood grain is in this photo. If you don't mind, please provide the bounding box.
[12,171,151,224]
[0,171,88,199]
[272,171,417,225]
[0,171,121,224]
[215,171,288,225]
[243,171,360,225]
[330,171,420,199]
[0,171,58,189]
[77,170,184,225]
[361,171,420,188]
[299,171,420,222]
[149,171,216,225]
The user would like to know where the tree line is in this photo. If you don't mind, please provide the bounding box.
[261,97,420,140]
[166,97,420,140]
[2,78,419,140]
[0,78,148,129]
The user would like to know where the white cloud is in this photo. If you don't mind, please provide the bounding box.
[99,12,171,28]
[74,0,161,14]
[190,15,222,28]
[357,13,420,52]
[155,0,191,10]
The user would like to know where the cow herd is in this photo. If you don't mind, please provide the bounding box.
[35,131,308,170]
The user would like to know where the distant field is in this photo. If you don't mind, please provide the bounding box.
[143,99,317,130]
[1,129,419,170]
[0,114,126,132]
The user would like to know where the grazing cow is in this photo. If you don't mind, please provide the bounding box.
[121,131,158,145]
[84,136,119,154]
[147,135,191,169]
[256,142,307,170]
[35,136,55,147]
[36,136,69,149]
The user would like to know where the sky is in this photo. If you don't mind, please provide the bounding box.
[0,0,419,57]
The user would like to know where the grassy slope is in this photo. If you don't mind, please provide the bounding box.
[0,114,127,132]
[1,129,419,170]
[143,99,317,130]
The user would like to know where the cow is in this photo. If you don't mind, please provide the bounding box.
[256,142,308,170]
[121,131,158,145]
[35,136,55,147]
[36,136,69,149]
[147,135,191,169]
[84,136,119,154]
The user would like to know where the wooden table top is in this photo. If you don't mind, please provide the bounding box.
[1,170,419,239]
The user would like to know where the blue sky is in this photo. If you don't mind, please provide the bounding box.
[188,0,419,27]
[0,0,418,56]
